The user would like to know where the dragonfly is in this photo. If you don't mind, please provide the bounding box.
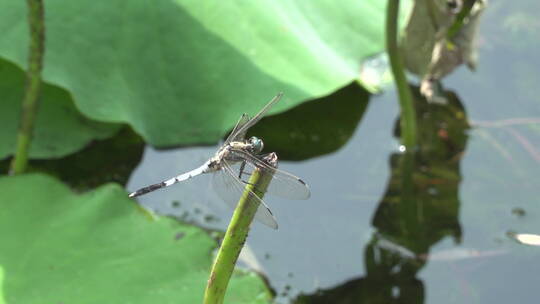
[128,93,310,229]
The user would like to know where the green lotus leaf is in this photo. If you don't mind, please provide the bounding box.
[0,59,120,159]
[0,0,410,147]
[0,173,271,304]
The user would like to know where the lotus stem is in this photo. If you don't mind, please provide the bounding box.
[386,0,417,149]
[10,0,45,175]
[447,0,477,40]
[203,153,277,304]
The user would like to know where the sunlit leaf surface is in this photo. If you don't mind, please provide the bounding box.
[0,174,271,304]
[0,0,410,147]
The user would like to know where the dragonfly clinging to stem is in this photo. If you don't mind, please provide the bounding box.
[128,93,310,229]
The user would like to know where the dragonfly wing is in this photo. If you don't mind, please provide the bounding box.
[211,160,278,229]
[231,93,283,139]
[224,113,250,145]
[231,149,310,200]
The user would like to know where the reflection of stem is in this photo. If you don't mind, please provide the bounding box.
[386,0,417,149]
[10,0,45,175]
[505,127,540,164]
[203,154,277,304]
[471,117,540,128]
[399,151,418,234]
[474,129,516,165]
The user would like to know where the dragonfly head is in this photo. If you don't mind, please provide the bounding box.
[248,136,264,154]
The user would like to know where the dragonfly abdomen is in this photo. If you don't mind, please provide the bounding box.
[129,163,210,198]
[128,182,167,198]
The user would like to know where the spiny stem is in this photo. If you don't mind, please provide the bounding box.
[10,0,45,175]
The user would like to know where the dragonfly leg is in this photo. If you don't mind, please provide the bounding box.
[238,161,247,179]
[235,161,258,188]
[238,162,256,186]
[238,153,274,184]
[238,160,269,192]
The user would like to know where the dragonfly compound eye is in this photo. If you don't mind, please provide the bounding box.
[249,136,264,153]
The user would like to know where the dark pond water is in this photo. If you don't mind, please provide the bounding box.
[12,1,539,303]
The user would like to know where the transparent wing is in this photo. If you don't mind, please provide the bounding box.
[224,113,250,145]
[230,149,311,200]
[230,93,283,141]
[211,160,278,229]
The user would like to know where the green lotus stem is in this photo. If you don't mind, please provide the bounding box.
[10,0,45,175]
[386,0,417,149]
[447,0,477,40]
[203,154,277,304]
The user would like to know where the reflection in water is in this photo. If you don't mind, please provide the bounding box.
[507,232,540,246]
[296,87,470,303]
